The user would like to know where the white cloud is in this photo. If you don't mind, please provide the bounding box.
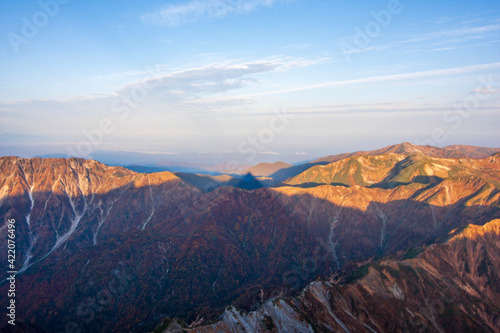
[395,24,500,46]
[3,58,314,106]
[471,86,500,95]
[92,65,171,81]
[258,151,280,155]
[141,0,282,26]
[237,62,500,97]
[288,105,499,116]
[349,22,500,57]
[113,58,318,101]
[0,56,322,136]
[340,45,389,55]
[430,24,500,37]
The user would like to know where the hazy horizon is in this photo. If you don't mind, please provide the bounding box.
[1,0,499,163]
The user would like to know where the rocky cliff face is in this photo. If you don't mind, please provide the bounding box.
[0,157,200,271]
[0,145,498,332]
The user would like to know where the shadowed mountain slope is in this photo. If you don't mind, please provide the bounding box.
[0,149,498,332]
[181,219,500,333]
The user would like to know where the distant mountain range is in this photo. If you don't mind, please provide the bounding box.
[313,142,500,163]
[0,142,499,332]
[34,142,500,177]
[36,150,312,175]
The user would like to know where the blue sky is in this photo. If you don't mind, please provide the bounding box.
[0,0,499,163]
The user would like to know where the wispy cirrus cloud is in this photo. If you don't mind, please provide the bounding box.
[114,57,324,99]
[0,56,322,125]
[399,23,500,51]
[141,0,283,26]
[235,62,500,97]
[424,23,500,38]
[341,20,500,56]
[471,86,500,95]
[288,103,499,116]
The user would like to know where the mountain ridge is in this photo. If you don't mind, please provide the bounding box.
[0,144,499,332]
[180,219,500,332]
[312,142,500,164]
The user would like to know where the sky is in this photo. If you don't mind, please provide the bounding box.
[0,0,499,165]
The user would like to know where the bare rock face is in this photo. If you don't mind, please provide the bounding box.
[0,157,199,269]
[0,146,498,332]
